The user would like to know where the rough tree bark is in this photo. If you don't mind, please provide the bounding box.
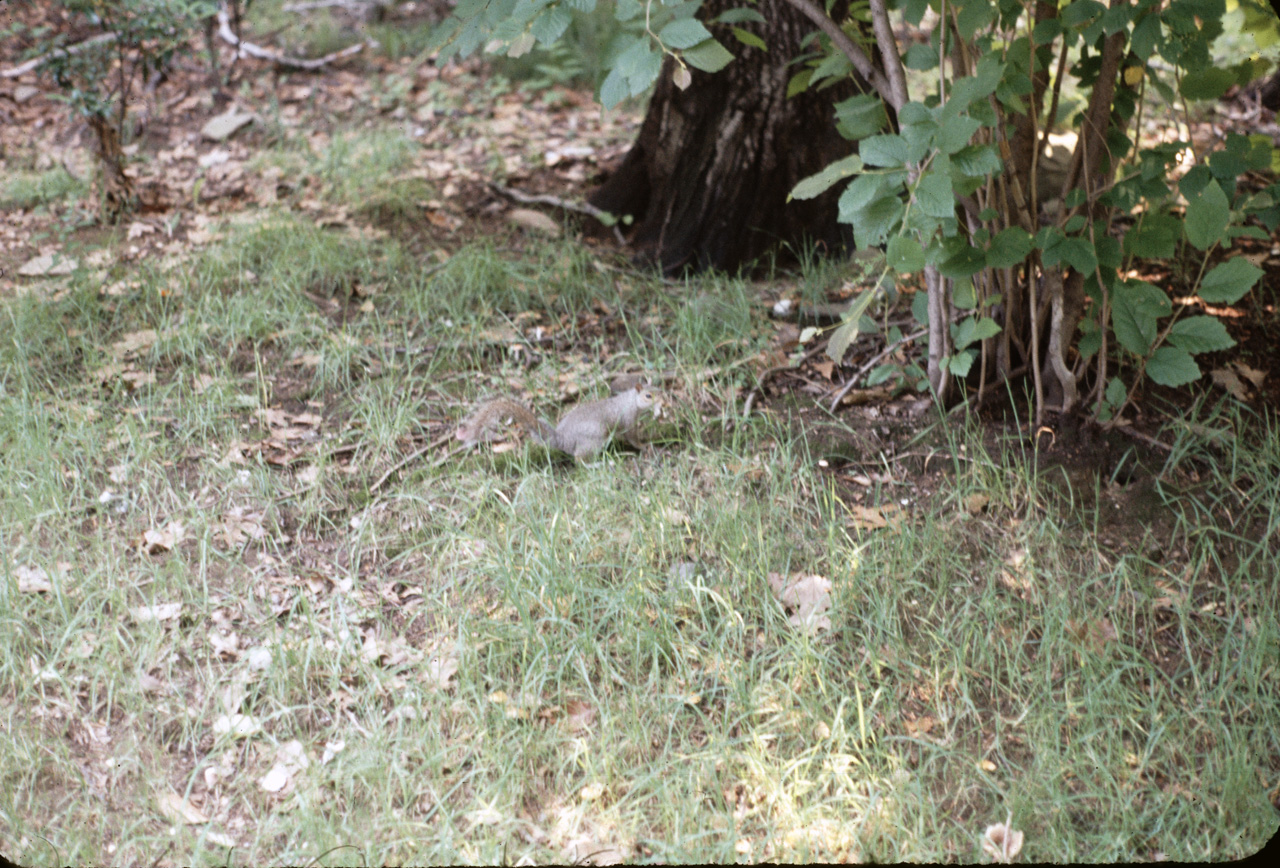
[589,0,873,274]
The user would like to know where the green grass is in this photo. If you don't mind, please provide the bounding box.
[2,174,1277,866]
[0,166,85,211]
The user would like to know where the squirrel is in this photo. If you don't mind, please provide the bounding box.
[456,383,659,460]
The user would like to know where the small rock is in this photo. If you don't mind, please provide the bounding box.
[507,207,561,237]
[18,252,78,277]
[202,108,257,142]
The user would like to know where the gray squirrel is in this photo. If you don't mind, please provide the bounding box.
[456,383,659,460]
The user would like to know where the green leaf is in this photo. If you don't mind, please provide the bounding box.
[951,144,1003,178]
[659,18,712,50]
[1146,346,1201,386]
[809,44,853,85]
[786,69,813,98]
[860,134,910,168]
[1179,164,1213,199]
[854,195,906,248]
[934,114,981,155]
[826,288,882,363]
[1167,316,1235,354]
[834,94,888,140]
[1032,18,1062,44]
[1061,0,1105,29]
[615,0,642,21]
[1058,237,1098,275]
[1198,257,1263,304]
[1105,376,1128,407]
[1180,67,1234,101]
[682,38,734,73]
[507,31,537,57]
[904,43,938,70]
[946,350,976,377]
[1123,212,1181,259]
[1078,318,1102,359]
[789,155,863,201]
[952,53,1004,106]
[938,242,986,279]
[714,8,766,24]
[887,236,925,274]
[912,289,929,325]
[1111,280,1169,354]
[599,67,628,109]
[531,6,572,45]
[616,36,654,78]
[627,49,662,96]
[955,0,995,38]
[1130,11,1161,59]
[731,27,766,50]
[986,227,1033,269]
[838,173,888,218]
[865,363,901,387]
[951,315,1002,349]
[1183,179,1231,251]
[915,171,955,218]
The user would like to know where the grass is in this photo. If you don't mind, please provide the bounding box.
[1,210,1276,864]
[2,82,1277,861]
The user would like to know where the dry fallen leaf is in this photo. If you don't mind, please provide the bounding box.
[846,502,903,530]
[768,572,833,634]
[15,563,52,593]
[131,602,182,622]
[212,713,261,738]
[157,789,209,825]
[18,252,79,277]
[111,328,159,358]
[220,507,266,547]
[423,650,459,691]
[507,207,561,236]
[565,699,596,733]
[982,815,1024,863]
[259,763,291,794]
[138,521,185,555]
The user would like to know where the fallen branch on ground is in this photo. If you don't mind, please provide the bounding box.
[2,33,117,79]
[216,3,373,70]
[489,182,627,246]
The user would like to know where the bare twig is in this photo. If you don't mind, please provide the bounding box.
[370,431,461,492]
[2,33,117,78]
[489,182,627,246]
[776,0,896,109]
[283,0,377,11]
[827,327,928,412]
[743,342,830,417]
[215,3,373,70]
[868,0,908,110]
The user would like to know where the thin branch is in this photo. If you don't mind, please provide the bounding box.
[776,0,898,109]
[283,0,377,11]
[370,431,461,492]
[827,328,928,412]
[1,33,117,78]
[489,182,627,246]
[868,0,908,109]
[215,2,373,70]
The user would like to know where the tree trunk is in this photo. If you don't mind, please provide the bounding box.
[589,0,869,274]
[88,113,135,221]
